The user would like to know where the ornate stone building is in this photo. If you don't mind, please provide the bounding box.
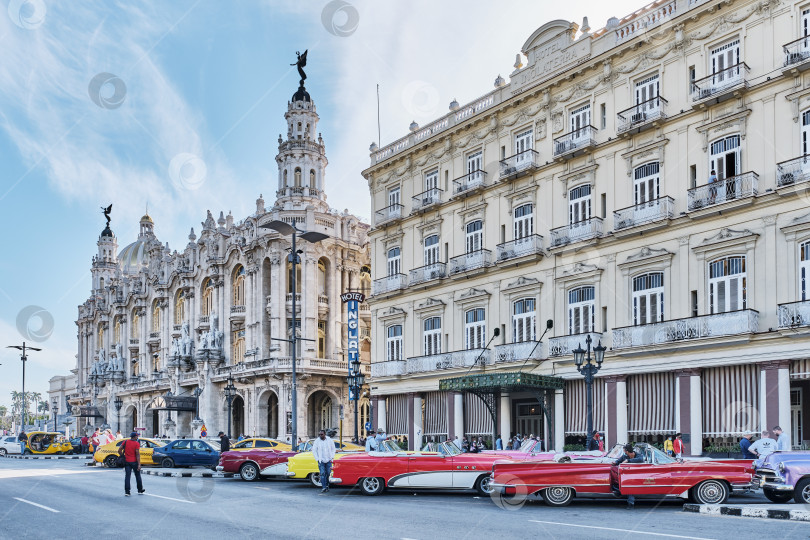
[68,77,372,440]
[364,0,810,454]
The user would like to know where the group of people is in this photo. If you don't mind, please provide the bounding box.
[740,426,790,459]
[662,434,685,458]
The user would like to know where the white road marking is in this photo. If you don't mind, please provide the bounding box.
[144,493,195,504]
[253,486,270,490]
[0,468,99,479]
[13,497,60,513]
[529,520,715,540]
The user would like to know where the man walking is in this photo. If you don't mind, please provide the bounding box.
[119,432,145,496]
[365,430,378,452]
[587,431,600,451]
[773,426,791,451]
[495,434,502,450]
[673,433,684,458]
[80,434,89,454]
[614,444,644,509]
[312,429,336,493]
[18,431,27,455]
[218,431,230,452]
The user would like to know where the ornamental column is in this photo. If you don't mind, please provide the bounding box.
[453,392,464,440]
[377,396,387,433]
[413,393,423,450]
[499,393,511,443]
[605,375,627,447]
[760,360,791,434]
[554,389,564,452]
[675,368,702,456]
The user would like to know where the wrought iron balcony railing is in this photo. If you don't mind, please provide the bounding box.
[411,188,443,212]
[690,62,749,102]
[777,156,810,187]
[616,96,668,133]
[550,217,603,247]
[778,301,810,328]
[553,125,597,157]
[493,341,544,363]
[549,332,603,357]
[452,170,488,195]
[372,273,407,295]
[499,149,541,179]
[449,249,492,274]
[496,235,544,262]
[375,203,404,226]
[613,197,674,231]
[406,349,490,374]
[687,172,758,211]
[371,360,406,378]
[409,262,447,286]
[612,310,759,349]
[783,36,810,67]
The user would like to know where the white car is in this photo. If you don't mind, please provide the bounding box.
[0,436,21,456]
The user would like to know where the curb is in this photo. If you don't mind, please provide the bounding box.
[2,454,92,460]
[684,503,810,521]
[141,469,234,479]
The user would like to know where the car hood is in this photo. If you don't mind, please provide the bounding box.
[756,451,810,469]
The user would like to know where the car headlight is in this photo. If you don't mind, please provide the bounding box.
[778,462,786,473]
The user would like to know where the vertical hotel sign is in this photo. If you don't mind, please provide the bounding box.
[341,292,365,401]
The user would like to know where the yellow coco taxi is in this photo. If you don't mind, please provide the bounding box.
[286,439,370,487]
[23,432,73,455]
[230,438,292,452]
[93,437,165,467]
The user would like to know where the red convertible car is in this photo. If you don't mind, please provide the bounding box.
[217,449,297,481]
[491,444,754,506]
[331,440,515,496]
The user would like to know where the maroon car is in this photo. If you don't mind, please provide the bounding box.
[217,449,297,481]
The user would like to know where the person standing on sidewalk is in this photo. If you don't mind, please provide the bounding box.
[773,426,791,451]
[18,431,27,454]
[119,432,145,496]
[673,433,684,458]
[312,429,336,493]
[218,431,230,452]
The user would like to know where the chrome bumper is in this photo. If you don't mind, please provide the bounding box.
[215,465,224,472]
[286,471,296,477]
[330,477,342,484]
[760,481,793,492]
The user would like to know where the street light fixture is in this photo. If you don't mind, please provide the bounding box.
[347,357,366,443]
[51,397,59,432]
[260,219,329,450]
[6,342,42,431]
[114,396,123,433]
[573,334,606,444]
[224,376,236,438]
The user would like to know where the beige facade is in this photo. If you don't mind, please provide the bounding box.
[363,0,810,455]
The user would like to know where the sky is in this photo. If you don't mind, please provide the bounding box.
[0,0,649,409]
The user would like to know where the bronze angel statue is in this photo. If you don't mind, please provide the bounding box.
[291,50,308,84]
[101,204,112,226]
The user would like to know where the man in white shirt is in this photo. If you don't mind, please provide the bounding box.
[365,430,378,452]
[773,426,791,451]
[749,430,778,458]
[312,430,336,493]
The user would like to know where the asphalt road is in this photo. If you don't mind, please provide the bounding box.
[1,459,809,539]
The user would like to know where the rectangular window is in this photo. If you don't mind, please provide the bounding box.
[513,203,534,240]
[690,164,697,189]
[691,290,698,317]
[387,247,401,276]
[570,104,591,137]
[569,184,592,225]
[424,235,440,266]
[803,110,810,155]
[466,220,483,253]
[600,103,606,130]
[708,256,747,314]
[635,73,660,111]
[600,193,607,219]
[423,317,441,356]
[467,151,483,183]
[513,298,536,343]
[710,39,741,81]
[388,186,400,207]
[514,129,533,162]
[801,242,810,301]
[710,135,741,181]
[465,308,486,349]
[386,325,403,361]
[425,170,439,191]
[632,272,665,325]
[568,286,595,335]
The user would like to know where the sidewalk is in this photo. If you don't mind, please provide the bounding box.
[684,503,810,521]
[2,454,92,460]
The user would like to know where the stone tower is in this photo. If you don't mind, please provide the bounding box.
[91,216,118,293]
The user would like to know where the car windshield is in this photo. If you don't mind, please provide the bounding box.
[606,444,625,459]
[381,440,403,452]
[648,446,675,464]
[438,441,461,456]
[519,440,541,452]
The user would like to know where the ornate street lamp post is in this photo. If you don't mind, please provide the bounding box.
[114,396,123,433]
[51,398,59,432]
[224,376,236,439]
[191,387,203,436]
[260,220,328,450]
[6,342,41,430]
[347,358,365,443]
[573,335,606,444]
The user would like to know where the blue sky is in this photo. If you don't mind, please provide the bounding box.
[0,0,646,409]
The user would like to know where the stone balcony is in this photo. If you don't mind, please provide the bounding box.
[616,96,668,135]
[406,349,490,374]
[499,149,541,181]
[553,125,597,159]
[549,217,603,248]
[230,305,246,318]
[212,356,358,379]
[318,295,329,306]
[409,262,447,286]
[128,338,139,346]
[690,62,749,107]
[375,203,404,227]
[612,310,759,351]
[452,170,487,198]
[549,332,603,357]
[493,341,544,364]
[449,249,492,276]
[285,293,301,307]
[148,331,160,343]
[411,188,443,213]
[783,36,810,74]
[372,274,407,296]
[613,197,674,234]
[495,235,544,264]
[687,172,758,214]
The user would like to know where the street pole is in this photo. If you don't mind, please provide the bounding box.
[291,230,298,450]
[573,335,606,445]
[354,394,359,443]
[6,342,42,432]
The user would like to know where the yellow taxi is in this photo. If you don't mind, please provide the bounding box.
[93,437,165,467]
[230,438,292,452]
[23,432,73,455]
[286,439,368,487]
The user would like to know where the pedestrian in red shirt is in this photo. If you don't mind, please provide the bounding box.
[673,433,684,458]
[118,432,145,496]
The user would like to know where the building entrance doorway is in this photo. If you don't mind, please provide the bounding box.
[514,401,544,439]
[792,387,802,450]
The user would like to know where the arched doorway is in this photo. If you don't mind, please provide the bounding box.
[232,396,245,437]
[308,391,335,437]
[122,406,137,435]
[267,393,278,437]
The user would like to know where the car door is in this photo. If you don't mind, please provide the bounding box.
[171,440,192,465]
[616,449,675,495]
[192,441,213,465]
[406,453,451,488]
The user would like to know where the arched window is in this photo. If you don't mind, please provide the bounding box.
[287,261,302,293]
[708,256,746,313]
[423,317,441,356]
[801,242,810,301]
[318,259,327,295]
[360,266,371,296]
[283,169,288,187]
[98,325,104,348]
[710,135,740,181]
[318,320,326,358]
[465,308,486,349]
[131,310,140,335]
[387,247,401,276]
[310,169,316,188]
[152,353,161,373]
[386,325,403,361]
[232,266,245,306]
[232,329,245,365]
[513,298,536,342]
[359,397,370,439]
[424,235,440,265]
[514,204,534,240]
[569,184,591,224]
[152,301,161,332]
[201,278,214,317]
[466,220,483,253]
[568,286,595,335]
[632,273,664,325]
[114,318,122,344]
[99,277,105,291]
[294,167,302,187]
[634,162,660,206]
[174,290,186,324]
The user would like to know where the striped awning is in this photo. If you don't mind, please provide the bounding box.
[464,393,493,436]
[564,378,605,435]
[386,394,408,436]
[628,372,675,434]
[701,364,759,436]
[791,359,810,380]
[423,391,448,436]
